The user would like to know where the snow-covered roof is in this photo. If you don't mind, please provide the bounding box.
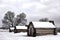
[16,26,27,29]
[10,27,14,30]
[32,22,55,28]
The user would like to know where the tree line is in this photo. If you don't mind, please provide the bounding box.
[1,11,51,29]
[2,11,27,29]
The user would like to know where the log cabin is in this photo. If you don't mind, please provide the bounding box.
[27,21,57,37]
[14,26,27,33]
[9,27,14,32]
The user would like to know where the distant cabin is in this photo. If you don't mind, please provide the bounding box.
[9,27,14,32]
[14,26,27,33]
[27,21,57,37]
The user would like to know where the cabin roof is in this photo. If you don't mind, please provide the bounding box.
[16,26,27,29]
[10,27,14,30]
[32,22,55,28]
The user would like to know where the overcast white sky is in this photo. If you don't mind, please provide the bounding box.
[0,0,60,28]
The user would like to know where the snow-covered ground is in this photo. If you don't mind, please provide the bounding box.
[0,29,60,40]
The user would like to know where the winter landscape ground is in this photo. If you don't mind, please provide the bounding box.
[0,29,60,40]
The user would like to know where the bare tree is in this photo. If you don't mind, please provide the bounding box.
[2,11,15,29]
[39,18,48,22]
[14,12,27,26]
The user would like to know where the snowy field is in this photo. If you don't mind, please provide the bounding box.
[0,29,60,40]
